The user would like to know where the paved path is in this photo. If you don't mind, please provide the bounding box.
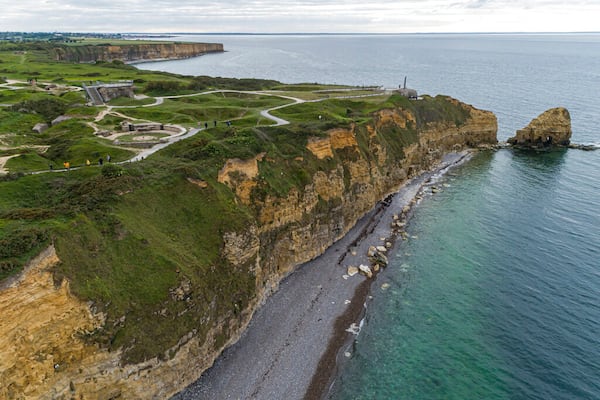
[3,87,388,175]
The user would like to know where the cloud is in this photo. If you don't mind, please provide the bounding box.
[1,0,599,32]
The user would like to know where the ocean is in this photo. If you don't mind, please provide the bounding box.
[141,34,600,399]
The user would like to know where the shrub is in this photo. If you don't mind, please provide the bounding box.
[145,80,182,94]
[0,227,49,259]
[101,163,123,178]
[10,97,67,123]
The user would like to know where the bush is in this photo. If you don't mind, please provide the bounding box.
[0,227,49,259]
[145,80,182,94]
[101,163,123,178]
[10,97,67,123]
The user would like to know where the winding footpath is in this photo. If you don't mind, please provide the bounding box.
[2,85,388,175]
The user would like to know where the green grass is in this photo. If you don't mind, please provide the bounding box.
[115,94,289,128]
[107,97,155,106]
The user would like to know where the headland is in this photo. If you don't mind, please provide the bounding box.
[0,38,499,399]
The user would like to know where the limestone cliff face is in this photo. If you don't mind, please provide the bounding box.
[52,42,224,63]
[251,101,497,297]
[508,107,571,147]
[0,246,258,400]
[0,97,497,399]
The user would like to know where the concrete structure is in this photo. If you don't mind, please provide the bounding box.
[120,121,164,132]
[32,123,49,134]
[83,81,134,105]
[398,76,418,99]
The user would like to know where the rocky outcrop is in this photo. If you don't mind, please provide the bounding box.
[1,96,497,399]
[508,107,572,147]
[52,42,224,63]
[218,153,266,204]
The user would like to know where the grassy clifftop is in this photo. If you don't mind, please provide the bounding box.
[0,93,481,363]
[0,43,496,376]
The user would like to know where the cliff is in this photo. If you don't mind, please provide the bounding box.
[0,95,497,399]
[508,107,572,147]
[52,42,224,63]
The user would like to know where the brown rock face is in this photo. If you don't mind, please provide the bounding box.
[508,107,572,147]
[0,246,254,400]
[53,42,224,63]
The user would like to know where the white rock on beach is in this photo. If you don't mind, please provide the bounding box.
[376,245,387,253]
[367,246,377,257]
[358,264,373,278]
[345,323,360,335]
[347,266,359,277]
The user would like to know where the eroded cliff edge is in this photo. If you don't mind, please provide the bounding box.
[51,42,224,63]
[0,96,497,399]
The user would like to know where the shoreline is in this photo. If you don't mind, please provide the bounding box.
[172,151,473,400]
[308,151,474,399]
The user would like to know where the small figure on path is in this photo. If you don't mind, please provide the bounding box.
[204,122,208,129]
[106,154,111,162]
[99,158,103,166]
[213,120,217,127]
[85,159,91,166]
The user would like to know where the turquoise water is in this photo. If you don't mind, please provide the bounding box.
[143,34,600,399]
[329,149,600,399]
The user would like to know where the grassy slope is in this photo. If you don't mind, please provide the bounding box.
[0,42,473,364]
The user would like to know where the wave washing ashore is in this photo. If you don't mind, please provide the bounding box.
[173,152,473,399]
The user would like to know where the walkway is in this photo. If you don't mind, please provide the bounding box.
[4,86,388,175]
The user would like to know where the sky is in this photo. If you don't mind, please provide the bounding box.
[1,0,599,34]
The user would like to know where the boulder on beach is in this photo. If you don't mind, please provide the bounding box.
[367,245,389,268]
[347,266,359,277]
[359,264,373,278]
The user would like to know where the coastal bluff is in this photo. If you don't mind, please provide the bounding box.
[52,42,224,63]
[508,107,572,148]
[0,96,497,399]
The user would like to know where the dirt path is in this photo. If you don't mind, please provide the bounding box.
[0,155,19,174]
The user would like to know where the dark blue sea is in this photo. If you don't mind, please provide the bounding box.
[142,34,600,399]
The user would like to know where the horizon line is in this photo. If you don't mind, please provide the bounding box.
[5,31,600,36]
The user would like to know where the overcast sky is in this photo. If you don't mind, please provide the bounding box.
[1,0,599,33]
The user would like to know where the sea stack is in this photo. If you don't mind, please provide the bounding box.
[508,107,572,148]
